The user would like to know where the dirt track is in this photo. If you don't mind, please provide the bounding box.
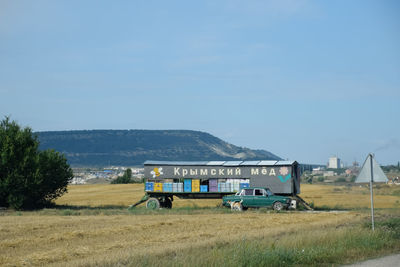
[346,253,400,266]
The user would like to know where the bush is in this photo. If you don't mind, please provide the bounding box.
[0,117,73,209]
[111,168,133,184]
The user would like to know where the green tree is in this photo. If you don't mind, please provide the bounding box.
[0,117,73,209]
[111,168,133,184]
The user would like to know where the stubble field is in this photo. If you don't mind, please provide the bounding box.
[1,183,399,266]
[53,183,400,209]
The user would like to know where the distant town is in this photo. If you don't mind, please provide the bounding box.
[70,167,144,184]
[303,156,400,185]
[69,156,400,185]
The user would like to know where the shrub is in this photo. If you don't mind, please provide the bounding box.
[111,168,133,184]
[0,117,73,209]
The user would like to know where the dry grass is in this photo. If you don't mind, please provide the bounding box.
[55,184,221,208]
[299,184,400,209]
[1,183,399,266]
[0,211,361,266]
[54,184,145,207]
[56,183,400,209]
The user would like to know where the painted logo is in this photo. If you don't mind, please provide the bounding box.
[278,167,291,183]
[150,167,163,178]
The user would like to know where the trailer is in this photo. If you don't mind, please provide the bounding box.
[134,160,302,209]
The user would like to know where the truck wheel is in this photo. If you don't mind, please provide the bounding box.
[231,202,243,211]
[146,198,160,209]
[273,201,283,211]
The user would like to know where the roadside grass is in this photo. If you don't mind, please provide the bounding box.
[117,216,400,267]
[365,217,400,238]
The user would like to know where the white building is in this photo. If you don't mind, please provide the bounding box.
[328,156,341,169]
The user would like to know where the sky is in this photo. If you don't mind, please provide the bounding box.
[1,0,399,166]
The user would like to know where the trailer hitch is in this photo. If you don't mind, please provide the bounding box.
[128,193,149,209]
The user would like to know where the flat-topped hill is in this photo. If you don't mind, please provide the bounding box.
[37,130,281,167]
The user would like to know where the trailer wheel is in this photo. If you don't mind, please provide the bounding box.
[146,198,160,209]
[273,201,283,211]
[231,202,243,211]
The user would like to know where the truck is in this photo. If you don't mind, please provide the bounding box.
[132,160,307,209]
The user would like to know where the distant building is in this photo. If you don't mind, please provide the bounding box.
[328,156,341,169]
[312,166,326,175]
[323,170,335,177]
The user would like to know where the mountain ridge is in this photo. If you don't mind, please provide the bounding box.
[36,130,282,167]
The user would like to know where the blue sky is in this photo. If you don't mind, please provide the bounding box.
[1,0,399,165]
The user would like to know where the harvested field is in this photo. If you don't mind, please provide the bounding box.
[55,184,221,208]
[1,183,399,266]
[299,184,400,209]
[0,211,360,266]
[55,183,400,209]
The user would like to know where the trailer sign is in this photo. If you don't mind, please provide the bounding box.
[148,166,290,183]
[144,160,301,195]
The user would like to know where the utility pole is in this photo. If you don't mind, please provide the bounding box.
[369,154,375,231]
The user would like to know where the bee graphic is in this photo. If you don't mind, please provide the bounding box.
[150,167,163,178]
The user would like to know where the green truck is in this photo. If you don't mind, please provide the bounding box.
[222,187,293,211]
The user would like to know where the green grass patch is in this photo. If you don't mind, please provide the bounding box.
[391,189,400,196]
[313,204,347,211]
[127,205,233,215]
[364,217,400,238]
[1,205,236,216]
